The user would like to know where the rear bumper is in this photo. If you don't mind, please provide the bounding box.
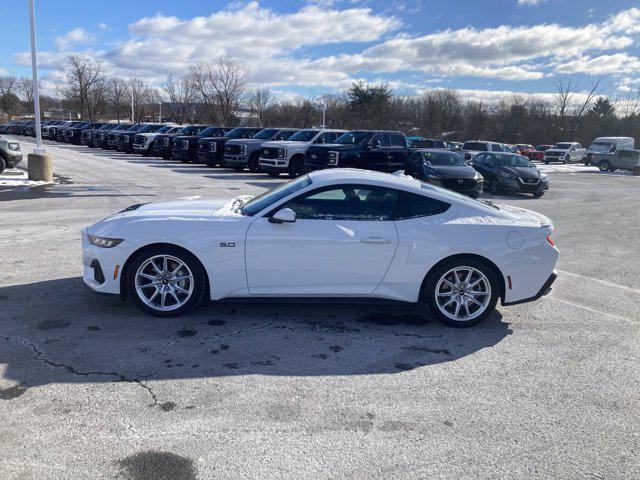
[502,270,557,306]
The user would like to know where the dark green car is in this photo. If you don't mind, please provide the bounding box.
[0,137,22,174]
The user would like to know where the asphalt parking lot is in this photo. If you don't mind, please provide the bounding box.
[1,136,639,479]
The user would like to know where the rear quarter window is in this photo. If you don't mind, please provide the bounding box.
[393,192,450,220]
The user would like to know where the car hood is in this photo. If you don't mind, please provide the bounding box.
[227,138,262,146]
[428,165,478,178]
[501,166,540,178]
[262,140,307,148]
[87,197,257,236]
[173,135,200,141]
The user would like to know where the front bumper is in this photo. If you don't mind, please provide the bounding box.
[223,154,248,167]
[498,176,547,193]
[171,148,191,160]
[4,151,23,167]
[197,149,222,165]
[259,157,289,172]
[81,229,137,295]
[152,144,172,158]
[133,143,149,153]
[428,178,483,195]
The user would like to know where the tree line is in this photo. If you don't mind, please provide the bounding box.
[1,54,639,146]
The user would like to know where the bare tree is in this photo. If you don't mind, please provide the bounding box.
[128,78,154,122]
[247,87,272,126]
[0,75,19,119]
[162,75,194,124]
[57,55,104,119]
[107,77,129,122]
[17,78,34,114]
[190,56,248,126]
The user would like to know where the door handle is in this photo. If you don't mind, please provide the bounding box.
[361,236,392,244]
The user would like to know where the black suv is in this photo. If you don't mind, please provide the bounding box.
[471,152,549,198]
[196,127,264,166]
[93,124,132,148]
[116,124,165,153]
[57,121,86,142]
[152,125,208,159]
[171,126,229,163]
[305,130,410,173]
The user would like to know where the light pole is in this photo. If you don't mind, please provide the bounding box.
[131,89,135,123]
[28,0,44,154]
[315,92,333,128]
[27,0,52,181]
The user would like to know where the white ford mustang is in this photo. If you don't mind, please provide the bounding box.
[82,169,559,326]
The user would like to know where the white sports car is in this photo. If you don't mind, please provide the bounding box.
[82,169,559,326]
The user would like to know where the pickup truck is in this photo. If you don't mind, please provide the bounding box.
[592,149,640,173]
[259,128,346,177]
[223,128,298,172]
[196,127,264,167]
[171,126,229,163]
[304,130,410,173]
[133,125,181,156]
[461,140,512,162]
[0,137,22,174]
[543,142,586,164]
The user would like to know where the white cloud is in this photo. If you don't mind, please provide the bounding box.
[554,53,640,75]
[518,0,542,6]
[97,22,108,30]
[55,28,93,49]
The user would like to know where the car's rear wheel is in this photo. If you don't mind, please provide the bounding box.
[0,157,6,174]
[126,246,207,317]
[598,160,611,172]
[424,259,499,327]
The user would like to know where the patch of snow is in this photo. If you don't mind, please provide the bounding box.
[213,195,254,217]
[0,169,55,187]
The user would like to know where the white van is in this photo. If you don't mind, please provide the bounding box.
[585,137,635,165]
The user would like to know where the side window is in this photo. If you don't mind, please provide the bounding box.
[370,134,389,148]
[274,130,294,141]
[489,144,499,152]
[485,154,495,167]
[618,150,631,158]
[393,192,450,220]
[281,185,399,221]
[389,133,406,148]
[473,153,486,165]
[316,132,336,144]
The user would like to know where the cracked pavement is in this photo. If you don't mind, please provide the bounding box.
[1,137,639,479]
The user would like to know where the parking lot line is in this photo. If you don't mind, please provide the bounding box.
[557,269,640,296]
[543,296,638,325]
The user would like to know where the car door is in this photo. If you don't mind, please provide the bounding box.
[364,134,391,171]
[615,150,637,170]
[388,133,409,170]
[245,184,399,295]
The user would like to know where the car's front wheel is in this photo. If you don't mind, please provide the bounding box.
[424,259,499,327]
[126,245,207,317]
[598,160,611,172]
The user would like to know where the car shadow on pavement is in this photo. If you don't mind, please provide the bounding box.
[0,277,511,390]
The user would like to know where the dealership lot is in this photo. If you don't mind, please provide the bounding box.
[1,137,639,479]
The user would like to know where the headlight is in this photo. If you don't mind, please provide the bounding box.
[327,151,340,165]
[499,170,516,179]
[277,148,286,159]
[239,145,246,155]
[474,171,483,180]
[8,142,20,151]
[88,234,124,248]
[541,174,548,181]
[209,142,217,152]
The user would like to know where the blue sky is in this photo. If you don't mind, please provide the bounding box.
[1,0,639,102]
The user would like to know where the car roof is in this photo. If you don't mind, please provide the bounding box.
[308,168,422,191]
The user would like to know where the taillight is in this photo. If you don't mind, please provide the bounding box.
[546,233,555,247]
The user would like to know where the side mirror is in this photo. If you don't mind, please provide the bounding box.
[269,208,296,224]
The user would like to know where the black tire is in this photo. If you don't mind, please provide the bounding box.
[287,155,304,178]
[125,245,207,317]
[248,153,261,173]
[598,160,610,172]
[0,157,5,174]
[468,192,480,199]
[563,155,569,164]
[544,160,549,165]
[423,257,499,327]
[489,178,501,195]
[232,166,244,172]
[533,191,544,198]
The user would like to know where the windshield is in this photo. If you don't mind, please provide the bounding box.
[463,142,488,151]
[199,127,225,137]
[336,131,372,145]
[156,126,173,133]
[588,141,613,152]
[167,126,182,133]
[137,125,157,133]
[494,154,534,168]
[252,128,278,140]
[535,145,551,151]
[241,175,313,216]
[289,130,320,142]
[226,128,255,138]
[99,124,113,130]
[553,143,573,149]
[422,151,467,166]
[126,124,144,131]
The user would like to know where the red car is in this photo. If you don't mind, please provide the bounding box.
[524,144,552,161]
